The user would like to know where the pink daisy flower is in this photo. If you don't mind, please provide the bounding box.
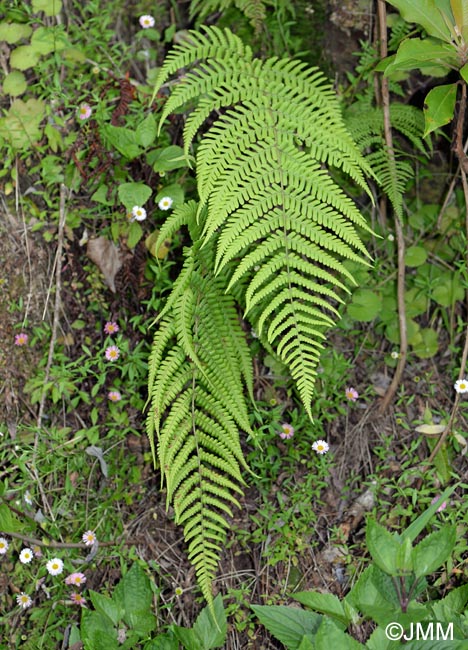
[77,103,92,120]
[105,345,120,362]
[65,572,86,586]
[70,592,87,606]
[104,321,119,335]
[14,332,28,346]
[108,390,122,402]
[431,496,447,512]
[345,387,359,401]
[279,423,295,439]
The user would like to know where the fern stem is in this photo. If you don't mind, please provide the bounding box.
[377,0,407,413]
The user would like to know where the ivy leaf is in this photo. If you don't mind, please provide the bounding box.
[423,83,457,137]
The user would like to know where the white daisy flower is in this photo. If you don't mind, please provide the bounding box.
[131,206,147,221]
[158,196,173,211]
[19,548,33,564]
[312,440,329,455]
[17,593,32,609]
[454,378,468,393]
[0,537,9,554]
[46,558,64,576]
[139,15,155,29]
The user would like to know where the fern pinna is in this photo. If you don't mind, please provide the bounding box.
[147,27,372,601]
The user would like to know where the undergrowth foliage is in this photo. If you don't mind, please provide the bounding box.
[147,26,374,602]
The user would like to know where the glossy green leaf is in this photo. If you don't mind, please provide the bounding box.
[451,0,468,28]
[413,526,456,577]
[461,62,468,83]
[384,38,456,77]
[386,0,453,41]
[423,83,457,137]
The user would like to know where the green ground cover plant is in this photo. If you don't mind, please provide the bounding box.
[1,0,468,648]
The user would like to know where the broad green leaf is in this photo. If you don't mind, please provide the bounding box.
[405,287,428,318]
[155,183,185,207]
[136,113,157,148]
[3,71,27,96]
[91,184,115,206]
[171,626,200,650]
[431,272,464,306]
[461,62,468,83]
[365,520,400,575]
[384,38,456,77]
[293,591,349,626]
[128,220,143,248]
[405,245,428,267]
[80,610,119,650]
[386,0,453,41]
[118,182,152,210]
[0,98,45,149]
[423,83,457,137]
[432,583,468,619]
[451,0,468,28]
[32,0,63,16]
[251,605,321,649]
[413,526,456,577]
[192,595,227,648]
[315,618,364,649]
[113,563,153,617]
[10,45,40,70]
[150,145,190,172]
[297,637,314,650]
[412,328,439,359]
[0,22,32,43]
[89,591,123,626]
[101,124,142,160]
[347,289,382,322]
[396,537,413,573]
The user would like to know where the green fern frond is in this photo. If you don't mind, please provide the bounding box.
[189,0,267,33]
[345,101,426,219]
[146,231,253,603]
[152,26,373,416]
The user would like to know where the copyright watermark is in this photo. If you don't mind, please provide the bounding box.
[385,622,453,641]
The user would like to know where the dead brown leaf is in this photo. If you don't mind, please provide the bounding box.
[87,237,122,293]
